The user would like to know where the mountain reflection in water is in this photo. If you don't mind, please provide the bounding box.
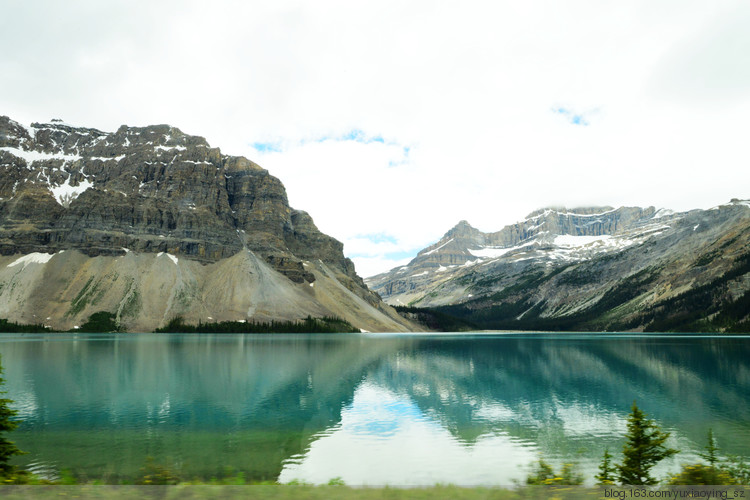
[1,333,748,485]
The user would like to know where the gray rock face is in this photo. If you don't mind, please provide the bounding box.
[0,116,412,331]
[0,116,352,274]
[368,206,663,305]
[369,201,750,332]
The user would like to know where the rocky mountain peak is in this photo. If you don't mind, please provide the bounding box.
[443,219,483,242]
[367,204,675,306]
[728,198,750,207]
[0,115,423,332]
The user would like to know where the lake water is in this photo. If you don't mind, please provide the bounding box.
[1,333,749,485]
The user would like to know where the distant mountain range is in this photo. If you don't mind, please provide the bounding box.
[368,202,750,332]
[0,116,415,332]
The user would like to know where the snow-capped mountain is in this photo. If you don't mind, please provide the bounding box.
[368,202,750,332]
[367,206,677,305]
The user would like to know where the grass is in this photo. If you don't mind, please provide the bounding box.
[2,483,746,500]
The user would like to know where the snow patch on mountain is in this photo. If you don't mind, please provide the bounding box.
[469,240,538,259]
[157,252,179,265]
[652,208,675,219]
[0,146,81,163]
[7,252,57,269]
[424,238,454,256]
[89,155,126,162]
[49,177,93,207]
[554,235,614,247]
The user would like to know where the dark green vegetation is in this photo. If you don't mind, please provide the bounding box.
[615,402,678,485]
[526,402,677,486]
[0,319,50,333]
[667,434,750,485]
[400,251,750,333]
[392,306,477,331]
[0,355,28,483]
[75,312,120,333]
[154,315,359,334]
[595,449,615,485]
[0,313,358,334]
[642,252,750,333]
[0,312,119,333]
[525,458,584,486]
[527,402,749,487]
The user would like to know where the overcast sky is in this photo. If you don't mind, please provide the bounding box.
[2,1,750,277]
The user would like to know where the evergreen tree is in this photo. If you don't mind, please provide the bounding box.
[698,429,719,466]
[0,355,25,476]
[595,448,616,485]
[617,401,678,485]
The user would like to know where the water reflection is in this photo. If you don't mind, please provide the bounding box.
[0,333,748,485]
[279,381,539,485]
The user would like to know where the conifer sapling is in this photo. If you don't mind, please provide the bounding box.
[617,401,678,485]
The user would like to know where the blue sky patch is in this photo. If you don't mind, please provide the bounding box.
[389,145,410,167]
[252,129,407,156]
[552,106,592,126]
[346,233,418,260]
[250,141,283,153]
[347,397,427,437]
[310,128,389,146]
[385,250,417,261]
[340,129,386,144]
[359,232,398,244]
[347,249,416,262]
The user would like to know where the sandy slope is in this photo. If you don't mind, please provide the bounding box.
[0,250,416,332]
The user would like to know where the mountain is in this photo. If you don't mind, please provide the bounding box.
[0,116,416,332]
[367,202,750,332]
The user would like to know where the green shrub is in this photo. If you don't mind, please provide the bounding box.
[525,457,583,485]
[135,457,180,485]
[668,464,736,485]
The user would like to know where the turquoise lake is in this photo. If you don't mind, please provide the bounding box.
[1,333,749,485]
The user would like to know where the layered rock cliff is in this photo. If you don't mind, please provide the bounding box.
[0,116,415,332]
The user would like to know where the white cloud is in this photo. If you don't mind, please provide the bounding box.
[2,0,749,277]
[648,2,750,104]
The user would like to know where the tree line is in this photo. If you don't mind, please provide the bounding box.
[0,313,360,334]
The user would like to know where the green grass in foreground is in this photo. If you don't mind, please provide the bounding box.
[0,484,748,500]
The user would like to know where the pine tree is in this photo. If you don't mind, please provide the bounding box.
[596,448,616,484]
[698,429,719,466]
[617,401,678,485]
[0,355,25,476]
